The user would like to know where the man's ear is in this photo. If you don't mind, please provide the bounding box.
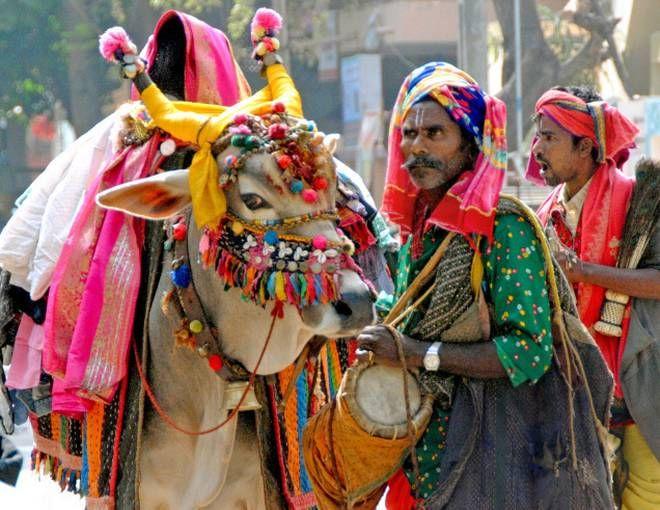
[578,137,595,159]
[96,169,192,220]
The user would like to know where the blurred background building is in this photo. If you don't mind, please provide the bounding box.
[0,0,658,225]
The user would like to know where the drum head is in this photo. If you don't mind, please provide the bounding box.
[341,362,432,439]
[354,364,422,426]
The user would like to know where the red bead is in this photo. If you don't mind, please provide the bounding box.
[208,354,223,372]
[172,223,187,241]
[312,176,328,191]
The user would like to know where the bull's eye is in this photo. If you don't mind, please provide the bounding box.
[241,193,271,210]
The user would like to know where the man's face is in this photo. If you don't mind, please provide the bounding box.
[399,100,473,190]
[533,115,583,187]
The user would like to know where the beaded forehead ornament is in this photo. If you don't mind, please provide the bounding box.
[217,104,331,201]
[166,102,356,315]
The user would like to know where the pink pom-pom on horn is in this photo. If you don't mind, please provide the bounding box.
[99,26,138,62]
[250,8,283,43]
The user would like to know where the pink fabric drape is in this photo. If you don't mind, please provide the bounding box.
[135,10,251,104]
[6,315,44,390]
[42,11,248,414]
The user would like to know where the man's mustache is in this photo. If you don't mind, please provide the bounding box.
[535,154,550,167]
[403,155,445,171]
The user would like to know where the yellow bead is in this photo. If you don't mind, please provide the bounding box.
[232,221,245,235]
[189,320,204,334]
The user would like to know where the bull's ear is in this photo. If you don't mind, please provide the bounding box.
[323,133,341,155]
[96,169,191,220]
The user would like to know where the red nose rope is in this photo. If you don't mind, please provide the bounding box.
[133,312,278,436]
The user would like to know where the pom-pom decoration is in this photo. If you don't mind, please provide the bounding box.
[312,235,328,251]
[312,177,328,191]
[272,102,286,114]
[268,123,288,140]
[277,154,292,169]
[229,124,251,135]
[99,26,138,62]
[250,8,283,61]
[301,189,318,204]
[250,8,283,44]
[172,222,187,241]
[233,113,249,125]
[264,230,279,245]
[170,263,192,288]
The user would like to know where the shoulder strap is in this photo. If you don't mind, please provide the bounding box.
[385,232,455,327]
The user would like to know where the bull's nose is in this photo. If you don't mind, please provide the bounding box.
[333,290,375,330]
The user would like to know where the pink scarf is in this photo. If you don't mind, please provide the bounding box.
[135,10,251,104]
[43,11,248,414]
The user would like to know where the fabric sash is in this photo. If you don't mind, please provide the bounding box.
[537,164,634,396]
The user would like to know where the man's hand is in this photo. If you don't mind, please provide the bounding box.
[554,248,586,283]
[356,325,427,368]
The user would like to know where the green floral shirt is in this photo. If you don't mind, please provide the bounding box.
[377,214,553,499]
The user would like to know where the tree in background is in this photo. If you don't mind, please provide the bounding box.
[0,0,123,132]
[493,0,631,152]
[0,0,635,156]
[0,1,70,119]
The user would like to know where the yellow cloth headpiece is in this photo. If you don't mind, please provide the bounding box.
[141,63,303,227]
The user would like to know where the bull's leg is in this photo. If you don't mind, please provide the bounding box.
[138,276,241,509]
[202,413,266,509]
[138,408,240,510]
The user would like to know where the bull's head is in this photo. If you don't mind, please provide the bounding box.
[97,113,375,374]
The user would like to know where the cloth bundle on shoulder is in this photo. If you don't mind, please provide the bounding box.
[594,158,660,336]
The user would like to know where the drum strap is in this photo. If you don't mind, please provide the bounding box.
[384,233,456,327]
[378,234,460,503]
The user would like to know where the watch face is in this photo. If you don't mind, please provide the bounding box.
[424,353,440,371]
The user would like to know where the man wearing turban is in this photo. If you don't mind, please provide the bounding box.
[303,63,614,509]
[529,86,660,509]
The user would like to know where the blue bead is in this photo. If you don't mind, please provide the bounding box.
[290,180,304,193]
[170,264,192,288]
[263,230,279,245]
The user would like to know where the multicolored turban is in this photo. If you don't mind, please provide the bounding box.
[381,61,507,242]
[525,89,638,185]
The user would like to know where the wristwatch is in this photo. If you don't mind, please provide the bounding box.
[423,342,442,371]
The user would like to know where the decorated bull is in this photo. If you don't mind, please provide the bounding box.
[0,9,384,509]
[93,9,375,508]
